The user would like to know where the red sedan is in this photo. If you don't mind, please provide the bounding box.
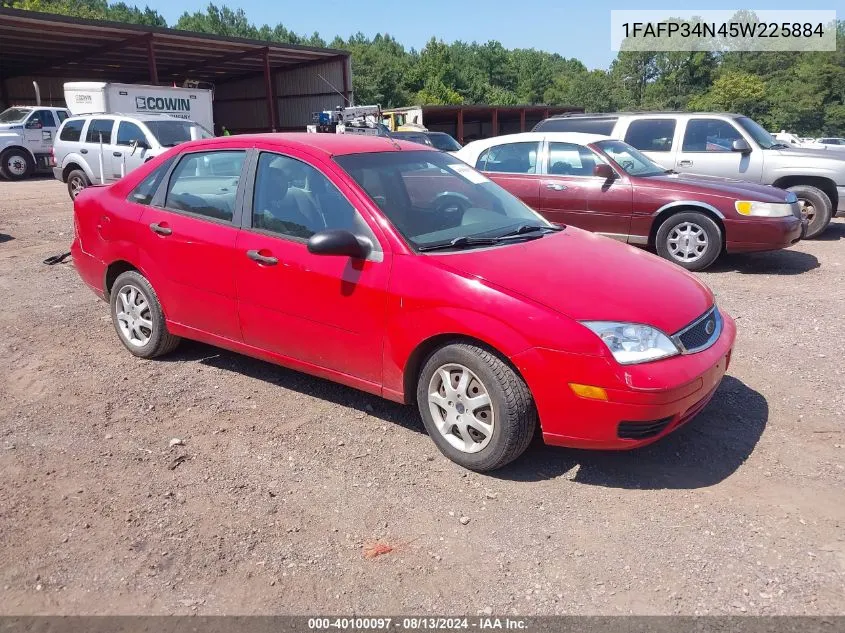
[71,133,736,471]
[454,132,805,271]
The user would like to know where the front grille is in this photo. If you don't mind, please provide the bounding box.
[674,307,721,354]
[618,417,673,440]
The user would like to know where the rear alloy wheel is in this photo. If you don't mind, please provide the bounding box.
[655,211,722,271]
[1,148,33,181]
[417,343,536,471]
[787,185,832,239]
[110,271,180,358]
[67,169,91,200]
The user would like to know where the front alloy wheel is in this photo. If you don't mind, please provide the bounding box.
[115,284,154,348]
[427,363,494,454]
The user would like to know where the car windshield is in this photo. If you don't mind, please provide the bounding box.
[736,116,778,149]
[0,107,32,124]
[335,150,552,251]
[593,140,666,177]
[144,120,212,147]
[428,133,462,152]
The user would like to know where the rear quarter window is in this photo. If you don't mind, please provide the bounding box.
[623,119,676,152]
[534,117,618,135]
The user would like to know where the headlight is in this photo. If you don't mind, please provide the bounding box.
[735,200,793,217]
[580,321,680,365]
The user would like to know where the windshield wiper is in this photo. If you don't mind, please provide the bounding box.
[496,223,564,238]
[418,225,562,252]
[664,168,679,175]
[769,143,789,149]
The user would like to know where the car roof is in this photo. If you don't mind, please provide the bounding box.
[544,111,743,120]
[460,131,609,151]
[180,132,436,157]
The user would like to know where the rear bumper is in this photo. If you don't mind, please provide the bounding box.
[70,238,106,300]
[837,186,845,216]
[511,311,736,450]
[724,215,803,253]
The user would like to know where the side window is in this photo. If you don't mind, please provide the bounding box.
[36,110,57,127]
[682,119,743,152]
[59,120,85,142]
[85,119,115,144]
[56,111,69,123]
[483,142,538,174]
[251,152,378,246]
[624,119,676,152]
[127,159,173,206]
[535,117,618,135]
[475,148,490,171]
[548,142,601,176]
[164,151,246,222]
[117,122,148,147]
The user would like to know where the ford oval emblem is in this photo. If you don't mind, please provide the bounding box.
[705,319,715,336]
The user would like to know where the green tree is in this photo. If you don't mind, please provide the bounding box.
[687,70,767,118]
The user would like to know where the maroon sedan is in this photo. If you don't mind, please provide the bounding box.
[454,132,806,271]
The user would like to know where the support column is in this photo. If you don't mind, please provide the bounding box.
[543,108,550,120]
[147,35,158,84]
[341,56,351,104]
[0,78,8,110]
[457,108,464,145]
[263,48,277,132]
[491,108,498,137]
[519,108,526,132]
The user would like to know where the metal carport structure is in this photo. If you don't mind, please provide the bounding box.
[0,8,352,133]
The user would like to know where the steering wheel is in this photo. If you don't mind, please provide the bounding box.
[431,192,471,216]
[621,160,635,171]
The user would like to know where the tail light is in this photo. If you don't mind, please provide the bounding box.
[49,146,56,167]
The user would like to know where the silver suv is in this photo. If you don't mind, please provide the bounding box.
[535,112,845,238]
[53,113,211,200]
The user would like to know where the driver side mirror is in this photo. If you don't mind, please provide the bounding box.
[731,139,752,154]
[307,229,370,259]
[593,163,616,179]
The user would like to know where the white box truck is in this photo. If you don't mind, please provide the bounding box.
[63,82,214,133]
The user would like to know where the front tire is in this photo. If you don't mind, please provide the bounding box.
[416,343,536,471]
[787,185,832,239]
[1,148,34,181]
[655,211,722,271]
[67,169,91,200]
[109,271,180,358]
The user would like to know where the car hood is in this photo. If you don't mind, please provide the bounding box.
[430,227,714,335]
[639,172,791,202]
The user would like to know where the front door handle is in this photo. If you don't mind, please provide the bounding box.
[546,183,566,191]
[246,250,278,265]
[149,222,172,236]
[80,149,88,154]
[113,152,122,157]
[678,160,693,167]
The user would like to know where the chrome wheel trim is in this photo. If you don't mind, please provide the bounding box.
[667,222,709,263]
[69,176,85,198]
[114,284,153,348]
[427,363,494,454]
[5,154,27,177]
[799,199,816,223]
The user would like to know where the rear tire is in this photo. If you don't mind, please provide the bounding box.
[655,211,722,271]
[416,343,536,471]
[109,271,180,359]
[67,169,90,201]
[1,148,34,181]
[787,185,832,239]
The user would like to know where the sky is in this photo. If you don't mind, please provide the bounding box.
[140,0,840,70]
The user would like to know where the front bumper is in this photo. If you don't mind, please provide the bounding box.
[511,311,737,450]
[724,215,803,254]
[837,186,845,217]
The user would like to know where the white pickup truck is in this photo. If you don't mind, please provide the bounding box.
[0,106,70,180]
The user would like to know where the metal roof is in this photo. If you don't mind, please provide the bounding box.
[0,8,349,85]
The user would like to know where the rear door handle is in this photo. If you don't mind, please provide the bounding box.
[246,250,278,265]
[113,152,122,157]
[545,183,566,191]
[678,160,693,167]
[149,222,172,236]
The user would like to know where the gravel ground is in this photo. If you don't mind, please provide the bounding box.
[1,177,843,616]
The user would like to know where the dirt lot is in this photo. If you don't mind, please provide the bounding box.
[1,176,844,616]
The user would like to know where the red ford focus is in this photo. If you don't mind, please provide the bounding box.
[71,134,736,471]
